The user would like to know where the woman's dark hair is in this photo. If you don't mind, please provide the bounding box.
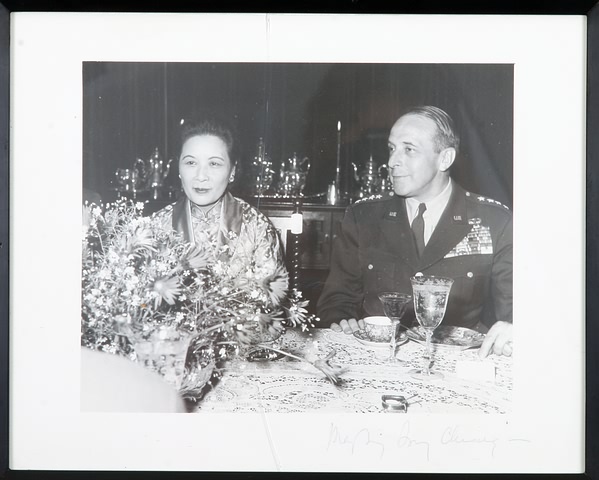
[179,113,239,164]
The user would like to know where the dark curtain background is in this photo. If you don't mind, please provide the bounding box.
[83,62,513,208]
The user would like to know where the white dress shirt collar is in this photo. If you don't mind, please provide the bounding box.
[405,179,453,246]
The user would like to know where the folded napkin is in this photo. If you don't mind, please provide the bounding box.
[455,359,496,382]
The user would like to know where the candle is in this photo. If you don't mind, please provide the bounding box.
[335,121,341,189]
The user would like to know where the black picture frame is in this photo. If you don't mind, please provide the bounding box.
[1,1,597,479]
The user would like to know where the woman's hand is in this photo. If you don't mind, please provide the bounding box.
[330,318,365,334]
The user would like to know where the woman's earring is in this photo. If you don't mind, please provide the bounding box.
[229,175,235,182]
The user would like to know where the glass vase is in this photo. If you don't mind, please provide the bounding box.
[132,326,193,390]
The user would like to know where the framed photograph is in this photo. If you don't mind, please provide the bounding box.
[6,10,590,475]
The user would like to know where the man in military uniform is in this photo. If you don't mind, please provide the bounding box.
[317,106,512,358]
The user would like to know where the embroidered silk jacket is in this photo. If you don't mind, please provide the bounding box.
[317,183,512,330]
[153,192,285,282]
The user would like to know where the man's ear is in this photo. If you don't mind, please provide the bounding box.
[438,148,456,172]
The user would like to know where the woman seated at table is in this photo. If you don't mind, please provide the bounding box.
[154,113,286,287]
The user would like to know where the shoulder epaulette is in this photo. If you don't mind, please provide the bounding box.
[465,191,510,211]
[354,192,394,204]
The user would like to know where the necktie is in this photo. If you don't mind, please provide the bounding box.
[412,203,427,257]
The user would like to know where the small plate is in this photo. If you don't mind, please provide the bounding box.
[245,347,284,362]
[406,325,485,350]
[353,330,408,348]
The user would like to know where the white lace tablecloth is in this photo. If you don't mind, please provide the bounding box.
[197,329,512,414]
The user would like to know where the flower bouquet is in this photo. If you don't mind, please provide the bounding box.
[81,199,345,402]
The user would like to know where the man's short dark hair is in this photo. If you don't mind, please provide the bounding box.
[401,105,460,154]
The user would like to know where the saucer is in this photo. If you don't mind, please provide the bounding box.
[406,326,485,350]
[353,330,408,348]
[245,347,285,362]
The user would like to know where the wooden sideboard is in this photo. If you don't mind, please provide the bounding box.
[255,202,346,315]
[256,203,345,269]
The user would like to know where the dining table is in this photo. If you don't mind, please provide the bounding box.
[195,327,512,414]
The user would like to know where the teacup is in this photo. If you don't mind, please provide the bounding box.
[363,316,395,343]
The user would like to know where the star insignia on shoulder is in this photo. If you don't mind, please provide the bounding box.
[474,194,510,211]
[355,193,384,204]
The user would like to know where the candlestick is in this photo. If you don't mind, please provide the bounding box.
[335,121,341,191]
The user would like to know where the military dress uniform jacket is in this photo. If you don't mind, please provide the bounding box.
[317,183,513,331]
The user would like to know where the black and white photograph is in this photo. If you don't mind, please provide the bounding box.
[9,13,585,473]
[80,62,514,415]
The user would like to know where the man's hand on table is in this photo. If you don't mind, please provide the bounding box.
[330,318,365,334]
[478,321,513,358]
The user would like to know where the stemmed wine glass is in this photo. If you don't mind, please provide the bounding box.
[378,292,412,362]
[409,275,454,380]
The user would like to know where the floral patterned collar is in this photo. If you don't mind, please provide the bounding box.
[171,191,244,254]
[190,198,222,221]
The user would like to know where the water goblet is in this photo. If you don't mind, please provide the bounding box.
[378,292,412,362]
[409,275,454,380]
